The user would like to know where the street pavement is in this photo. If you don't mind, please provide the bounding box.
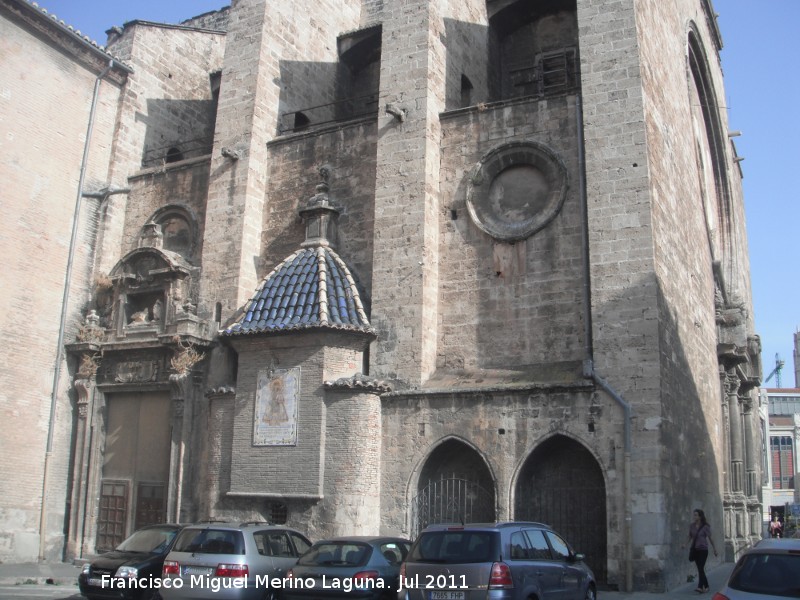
[0,562,81,600]
[0,559,735,600]
[603,562,735,600]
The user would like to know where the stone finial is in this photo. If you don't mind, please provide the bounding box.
[299,165,340,248]
[139,221,163,249]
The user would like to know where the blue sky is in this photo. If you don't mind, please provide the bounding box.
[37,0,799,387]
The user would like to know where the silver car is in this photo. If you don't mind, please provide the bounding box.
[713,538,800,600]
[160,522,312,600]
[399,522,596,600]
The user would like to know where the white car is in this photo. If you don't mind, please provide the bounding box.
[712,538,800,600]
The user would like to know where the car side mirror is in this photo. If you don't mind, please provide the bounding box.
[572,553,585,562]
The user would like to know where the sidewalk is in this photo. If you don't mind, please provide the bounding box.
[0,561,81,586]
[603,562,735,600]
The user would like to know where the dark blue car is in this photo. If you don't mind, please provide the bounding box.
[281,536,411,600]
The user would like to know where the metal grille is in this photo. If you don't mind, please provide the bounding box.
[411,477,495,538]
[515,438,607,585]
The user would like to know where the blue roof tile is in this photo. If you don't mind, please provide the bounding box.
[222,246,373,337]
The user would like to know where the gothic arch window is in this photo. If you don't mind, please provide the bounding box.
[411,438,496,537]
[687,27,732,265]
[487,0,578,101]
[148,205,199,262]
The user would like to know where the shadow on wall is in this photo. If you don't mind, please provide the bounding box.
[142,98,218,168]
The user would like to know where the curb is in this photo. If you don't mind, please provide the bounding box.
[0,576,78,586]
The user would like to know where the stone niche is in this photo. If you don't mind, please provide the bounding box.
[107,246,200,341]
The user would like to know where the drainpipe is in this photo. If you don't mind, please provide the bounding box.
[39,59,115,562]
[575,92,634,592]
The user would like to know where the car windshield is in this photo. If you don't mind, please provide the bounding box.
[171,528,245,555]
[298,542,371,567]
[408,531,495,563]
[729,553,800,598]
[116,527,178,553]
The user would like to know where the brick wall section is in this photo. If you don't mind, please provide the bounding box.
[0,5,124,561]
[576,0,659,585]
[226,333,365,498]
[633,0,753,586]
[323,390,382,535]
[441,0,490,111]
[437,96,584,371]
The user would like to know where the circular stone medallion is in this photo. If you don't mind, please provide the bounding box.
[465,141,568,241]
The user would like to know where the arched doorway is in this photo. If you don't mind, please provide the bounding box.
[411,439,495,537]
[515,435,607,584]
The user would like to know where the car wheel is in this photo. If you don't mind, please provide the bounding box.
[584,586,596,600]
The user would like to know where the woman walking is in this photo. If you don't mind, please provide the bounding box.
[684,509,718,593]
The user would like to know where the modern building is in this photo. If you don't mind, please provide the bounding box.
[0,0,761,591]
[760,387,800,535]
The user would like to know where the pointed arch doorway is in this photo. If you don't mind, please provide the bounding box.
[515,435,607,584]
[411,439,495,537]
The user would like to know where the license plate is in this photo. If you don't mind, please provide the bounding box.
[87,578,104,586]
[430,593,465,600]
[182,566,214,576]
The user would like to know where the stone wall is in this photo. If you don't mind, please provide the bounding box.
[0,2,126,562]
[263,121,378,299]
[181,6,230,32]
[120,161,211,265]
[199,0,363,326]
[437,96,584,372]
[97,24,225,278]
[380,385,606,532]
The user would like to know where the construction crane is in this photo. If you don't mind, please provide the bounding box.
[764,353,785,387]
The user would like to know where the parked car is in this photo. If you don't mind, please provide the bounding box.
[78,523,186,600]
[281,536,411,600]
[712,538,800,600]
[160,522,312,600]
[398,522,596,600]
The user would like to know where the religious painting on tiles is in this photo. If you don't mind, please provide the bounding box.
[253,367,300,446]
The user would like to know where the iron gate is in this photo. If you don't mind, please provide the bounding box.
[411,477,495,538]
[517,480,607,583]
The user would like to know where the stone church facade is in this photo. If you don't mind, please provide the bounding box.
[0,0,762,591]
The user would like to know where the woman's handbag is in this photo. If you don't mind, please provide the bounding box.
[688,525,703,562]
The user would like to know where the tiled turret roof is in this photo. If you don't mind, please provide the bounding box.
[223,246,373,335]
[223,167,374,337]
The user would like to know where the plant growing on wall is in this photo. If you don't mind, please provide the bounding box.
[77,353,100,378]
[170,335,204,374]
